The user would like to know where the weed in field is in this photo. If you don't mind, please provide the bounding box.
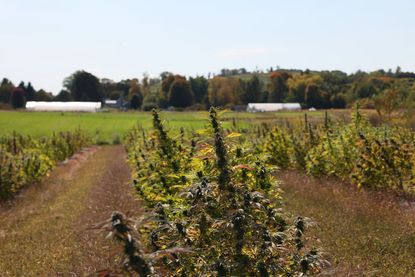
[0,129,91,199]
[120,109,325,276]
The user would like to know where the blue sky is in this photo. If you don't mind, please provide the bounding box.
[1,0,414,93]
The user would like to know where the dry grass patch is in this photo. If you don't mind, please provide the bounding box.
[0,146,142,276]
[278,170,415,276]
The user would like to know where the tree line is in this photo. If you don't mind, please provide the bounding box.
[1,67,415,111]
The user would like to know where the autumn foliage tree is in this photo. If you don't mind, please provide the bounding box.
[161,73,175,98]
[208,77,241,107]
[267,72,290,102]
[374,87,404,121]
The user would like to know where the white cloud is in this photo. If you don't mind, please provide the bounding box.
[216,47,272,58]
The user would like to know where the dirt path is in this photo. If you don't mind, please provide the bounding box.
[278,170,415,276]
[0,146,142,277]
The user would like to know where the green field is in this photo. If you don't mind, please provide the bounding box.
[0,110,328,143]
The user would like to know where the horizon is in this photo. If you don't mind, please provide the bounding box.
[1,0,414,94]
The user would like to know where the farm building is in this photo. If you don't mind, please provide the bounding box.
[25,101,102,112]
[105,100,117,107]
[104,97,129,109]
[247,103,301,112]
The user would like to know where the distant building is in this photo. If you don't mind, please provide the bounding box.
[247,103,301,112]
[104,95,129,110]
[105,100,117,106]
[26,101,101,112]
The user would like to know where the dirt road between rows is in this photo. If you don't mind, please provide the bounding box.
[0,146,142,277]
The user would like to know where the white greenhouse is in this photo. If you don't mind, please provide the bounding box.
[26,101,102,112]
[247,103,301,112]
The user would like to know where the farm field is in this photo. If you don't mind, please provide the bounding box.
[121,108,415,275]
[2,145,415,275]
[2,1,414,275]
[1,108,414,276]
[0,110,331,143]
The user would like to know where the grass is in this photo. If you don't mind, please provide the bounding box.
[0,148,101,275]
[0,110,328,143]
[278,170,415,276]
[0,146,140,275]
[0,111,207,143]
[0,146,143,276]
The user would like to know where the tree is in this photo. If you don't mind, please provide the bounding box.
[141,72,151,97]
[109,90,122,100]
[259,90,269,102]
[25,82,36,101]
[161,74,175,96]
[354,82,378,98]
[18,81,26,90]
[156,90,168,109]
[143,91,158,104]
[286,81,306,103]
[11,87,26,108]
[115,80,131,98]
[374,87,405,121]
[54,90,73,101]
[189,76,209,104]
[219,68,247,77]
[128,79,143,109]
[208,77,240,107]
[304,84,329,109]
[142,91,159,110]
[64,70,103,102]
[320,70,349,98]
[130,94,141,109]
[267,72,290,102]
[330,94,347,108]
[239,75,262,104]
[0,78,14,103]
[35,89,54,101]
[1,78,11,87]
[101,78,116,99]
[286,74,323,105]
[160,71,173,80]
[168,76,194,108]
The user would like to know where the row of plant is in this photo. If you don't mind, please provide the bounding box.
[116,109,325,276]
[253,110,415,195]
[0,129,91,199]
